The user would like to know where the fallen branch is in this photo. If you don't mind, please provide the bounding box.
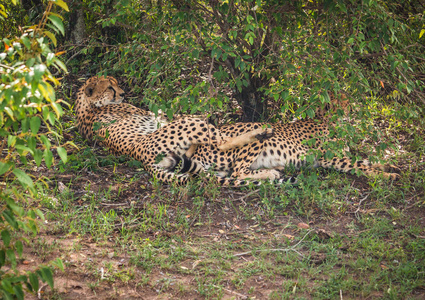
[212,284,248,299]
[233,229,313,258]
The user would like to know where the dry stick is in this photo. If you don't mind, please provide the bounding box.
[353,193,370,218]
[403,198,422,210]
[212,285,248,299]
[0,63,14,70]
[236,189,260,202]
[233,229,313,258]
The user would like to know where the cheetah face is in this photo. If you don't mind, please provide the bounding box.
[84,76,125,107]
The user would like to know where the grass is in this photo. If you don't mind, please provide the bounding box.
[6,98,425,299]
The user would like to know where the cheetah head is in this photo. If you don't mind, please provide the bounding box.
[81,76,125,107]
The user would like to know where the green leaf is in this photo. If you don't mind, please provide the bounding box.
[29,273,39,293]
[40,135,51,149]
[306,107,315,118]
[419,29,425,39]
[15,240,23,257]
[48,15,65,36]
[34,64,47,81]
[15,145,34,155]
[21,36,31,49]
[46,52,55,65]
[30,116,41,134]
[1,230,11,247]
[28,138,36,154]
[325,150,334,160]
[43,30,57,47]
[13,285,24,300]
[0,249,5,267]
[12,168,34,188]
[26,57,36,67]
[0,161,12,176]
[53,0,69,11]
[6,198,25,216]
[44,149,53,168]
[41,267,54,288]
[52,57,68,73]
[21,117,30,133]
[51,102,63,118]
[1,278,13,293]
[34,149,43,166]
[57,147,68,163]
[52,258,65,271]
[6,249,17,268]
[2,210,18,229]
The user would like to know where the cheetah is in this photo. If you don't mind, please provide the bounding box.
[74,76,167,156]
[159,97,400,181]
[74,76,281,185]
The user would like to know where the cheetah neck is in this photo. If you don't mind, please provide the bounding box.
[74,94,97,136]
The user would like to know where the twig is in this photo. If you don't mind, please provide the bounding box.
[355,193,369,212]
[64,45,86,65]
[403,198,423,211]
[101,202,129,206]
[0,63,14,70]
[37,284,48,299]
[212,285,248,299]
[233,229,313,258]
[236,189,260,202]
[349,193,369,219]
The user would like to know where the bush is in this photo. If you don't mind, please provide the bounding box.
[0,1,70,298]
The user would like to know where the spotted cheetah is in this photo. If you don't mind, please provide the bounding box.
[74,76,282,185]
[74,76,167,156]
[160,98,400,181]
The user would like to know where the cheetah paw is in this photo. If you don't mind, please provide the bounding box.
[255,127,274,142]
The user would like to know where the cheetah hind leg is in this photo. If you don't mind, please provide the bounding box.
[217,127,273,152]
[155,127,274,170]
[318,157,400,180]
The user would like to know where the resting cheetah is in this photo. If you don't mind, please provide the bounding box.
[74,76,281,185]
[160,98,400,181]
[74,76,166,156]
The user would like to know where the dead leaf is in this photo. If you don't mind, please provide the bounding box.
[192,260,201,269]
[315,228,333,239]
[297,222,310,229]
[283,234,295,240]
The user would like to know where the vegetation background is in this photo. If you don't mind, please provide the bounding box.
[1,0,424,299]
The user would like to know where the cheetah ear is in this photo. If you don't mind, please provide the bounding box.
[85,85,94,97]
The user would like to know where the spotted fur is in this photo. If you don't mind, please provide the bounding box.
[163,104,400,181]
[74,76,290,185]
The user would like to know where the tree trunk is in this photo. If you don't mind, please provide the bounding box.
[234,74,268,122]
[69,8,86,44]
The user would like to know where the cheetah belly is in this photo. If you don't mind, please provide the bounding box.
[250,151,292,169]
[250,147,314,170]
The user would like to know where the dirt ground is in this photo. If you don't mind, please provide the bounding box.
[10,76,425,299]
[15,156,424,299]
